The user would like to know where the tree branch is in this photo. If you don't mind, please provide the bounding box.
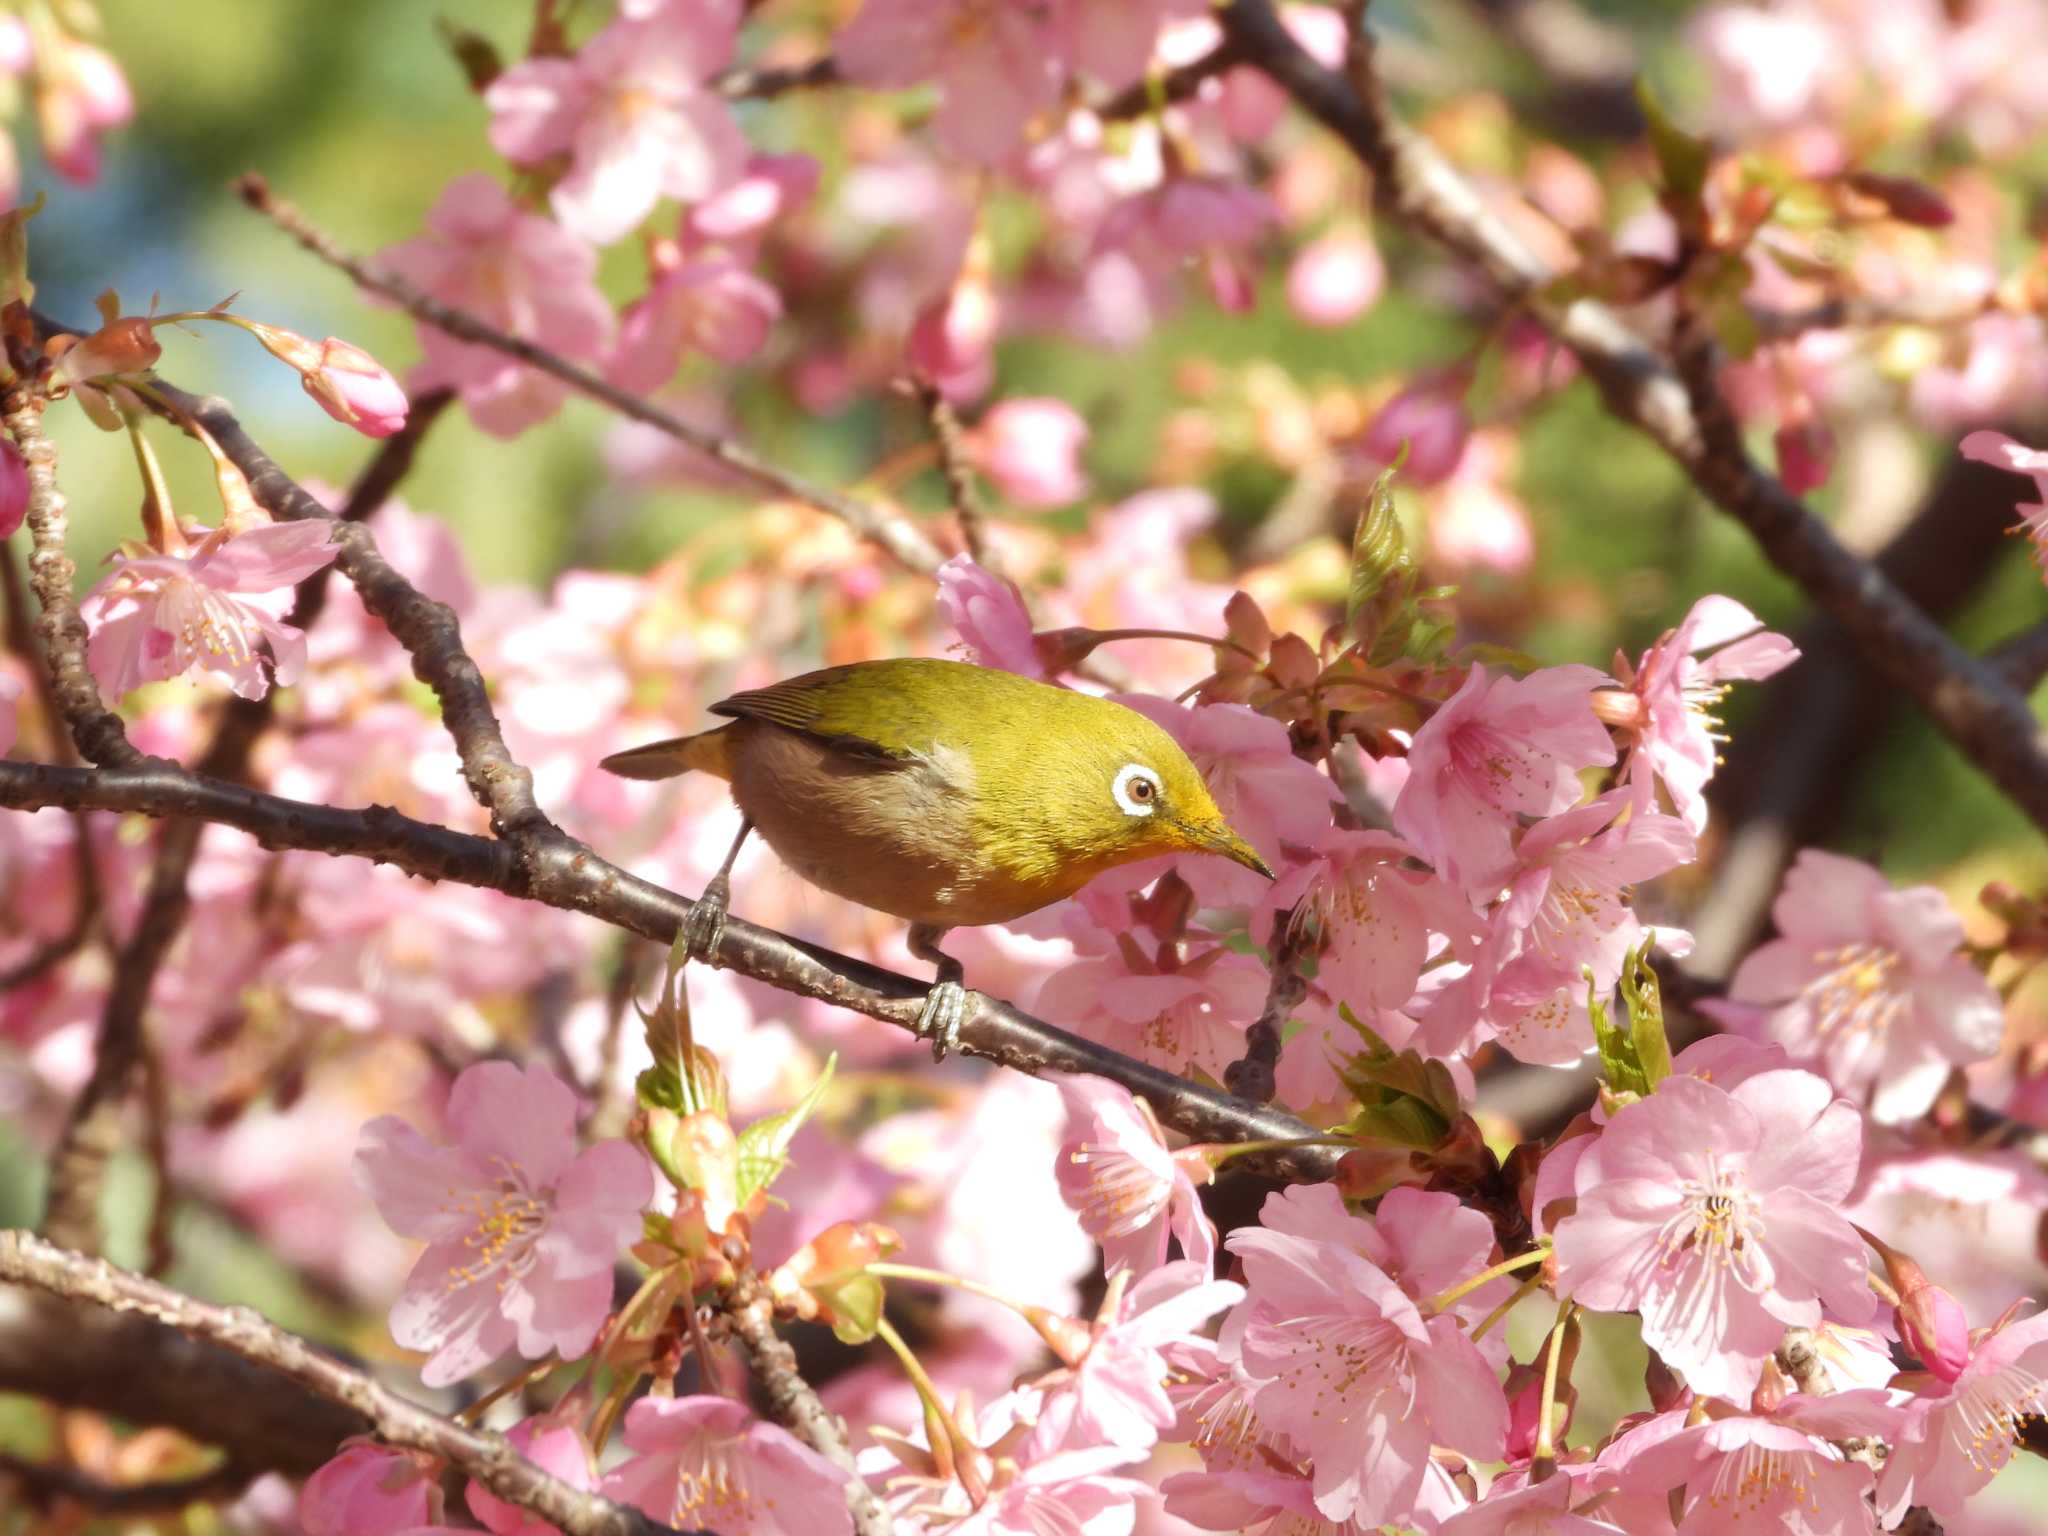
[723,1274,893,1536]
[1216,0,2048,834]
[912,378,993,569]
[3,381,140,768]
[0,1452,253,1516]
[0,1231,702,1536]
[230,173,947,576]
[0,755,1342,1182]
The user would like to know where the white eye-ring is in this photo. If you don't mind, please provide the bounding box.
[1113,763,1162,817]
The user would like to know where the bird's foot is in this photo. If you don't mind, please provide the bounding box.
[683,874,731,966]
[916,977,969,1062]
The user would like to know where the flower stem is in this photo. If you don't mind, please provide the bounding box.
[869,1261,1038,1317]
[1425,1243,1549,1314]
[1531,1300,1577,1472]
[876,1315,987,1503]
[1469,1267,1545,1342]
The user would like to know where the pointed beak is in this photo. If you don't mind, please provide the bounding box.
[1186,820,1274,880]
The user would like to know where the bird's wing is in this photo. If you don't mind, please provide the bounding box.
[709,664,926,762]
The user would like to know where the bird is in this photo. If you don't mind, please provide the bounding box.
[600,657,1273,1056]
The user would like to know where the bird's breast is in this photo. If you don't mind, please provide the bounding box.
[727,721,1078,927]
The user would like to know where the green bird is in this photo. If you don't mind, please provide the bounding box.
[601,657,1272,1054]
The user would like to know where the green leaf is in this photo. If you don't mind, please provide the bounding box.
[0,193,40,311]
[734,1054,837,1205]
[1345,458,1412,638]
[1335,1005,1459,1150]
[1588,944,1673,1096]
[1635,78,1711,220]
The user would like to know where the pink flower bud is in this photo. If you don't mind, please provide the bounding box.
[908,269,999,401]
[1897,1276,1972,1382]
[305,336,410,437]
[1774,413,1834,494]
[1356,376,1472,487]
[35,36,132,184]
[1286,231,1385,327]
[971,398,1088,508]
[0,437,26,538]
[300,1442,440,1536]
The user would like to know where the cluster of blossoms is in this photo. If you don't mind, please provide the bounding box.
[8,1,2048,1534]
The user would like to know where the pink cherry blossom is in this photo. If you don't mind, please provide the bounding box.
[1428,437,1536,576]
[1268,826,1479,1019]
[467,1416,597,1536]
[1621,1390,1900,1536]
[1457,794,1695,1065]
[378,174,614,437]
[1096,175,1277,311]
[300,1442,441,1536]
[353,1060,653,1387]
[1226,1188,1509,1526]
[302,336,410,437]
[486,0,745,245]
[33,32,132,183]
[0,437,27,538]
[0,671,17,755]
[1285,229,1385,327]
[937,555,1047,679]
[837,0,1062,164]
[610,257,781,392]
[1036,1259,1244,1455]
[1604,594,1798,833]
[1729,849,2005,1123]
[1437,1475,1622,1536]
[1961,428,2048,577]
[604,1395,853,1536]
[1842,1147,2048,1323]
[1037,940,1267,1082]
[1055,1074,1216,1276]
[1551,1068,1872,1401]
[1356,375,1473,486]
[1876,1308,2048,1522]
[972,398,1090,508]
[684,153,820,249]
[1044,0,1181,91]
[942,1446,1153,1536]
[80,520,340,701]
[1392,664,1617,899]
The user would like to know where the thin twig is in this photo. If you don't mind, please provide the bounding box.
[0,754,1345,1182]
[1749,294,1993,343]
[3,381,139,768]
[1225,905,1315,1104]
[1215,0,2048,834]
[723,1273,894,1536]
[913,378,994,568]
[0,1231,703,1536]
[231,174,945,576]
[714,54,840,100]
[1990,615,2048,694]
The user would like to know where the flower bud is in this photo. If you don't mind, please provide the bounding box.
[1896,1274,1972,1383]
[1354,375,1472,487]
[50,315,160,387]
[247,323,409,437]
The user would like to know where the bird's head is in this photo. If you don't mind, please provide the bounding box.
[1045,702,1273,882]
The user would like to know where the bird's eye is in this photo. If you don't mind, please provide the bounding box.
[1113,763,1162,817]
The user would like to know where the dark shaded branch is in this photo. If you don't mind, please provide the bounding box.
[1216,0,2048,834]
[0,1452,252,1516]
[0,755,1342,1182]
[715,54,840,100]
[0,1231,701,1536]
[1226,907,1313,1104]
[1750,294,1994,343]
[231,174,946,577]
[3,382,139,768]
[1099,35,1250,120]
[724,1274,893,1536]
[1990,615,2048,694]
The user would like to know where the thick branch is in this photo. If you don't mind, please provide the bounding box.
[0,1232,700,1536]
[0,755,1341,1182]
[1217,0,2048,833]
[724,1275,893,1536]
[231,174,946,576]
[0,1453,252,1516]
[3,382,140,768]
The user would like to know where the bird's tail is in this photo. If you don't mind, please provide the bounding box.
[598,725,736,782]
